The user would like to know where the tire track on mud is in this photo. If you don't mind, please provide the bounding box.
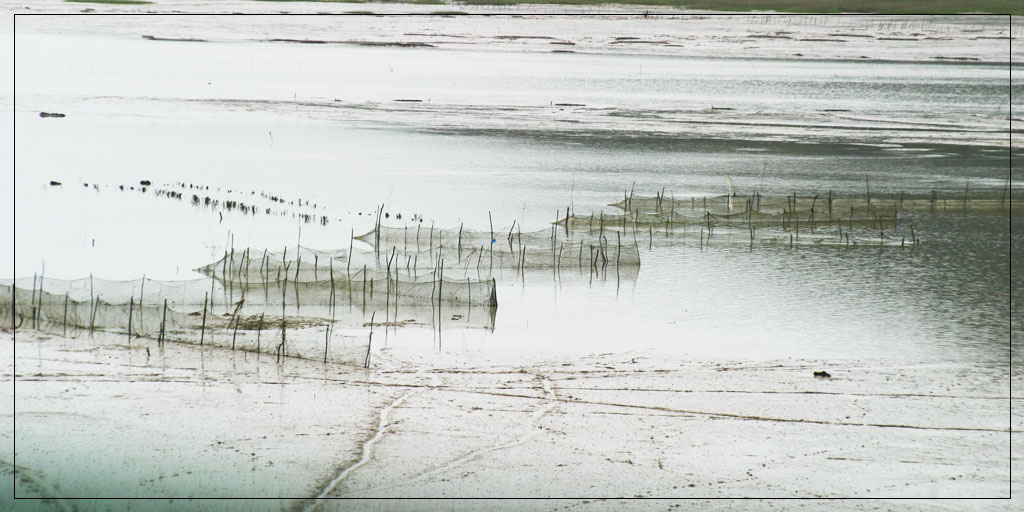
[337,375,559,497]
[300,387,421,512]
[0,459,75,512]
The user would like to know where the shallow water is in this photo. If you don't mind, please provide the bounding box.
[9,17,1020,367]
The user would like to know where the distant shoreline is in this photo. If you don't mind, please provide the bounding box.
[244,0,1022,16]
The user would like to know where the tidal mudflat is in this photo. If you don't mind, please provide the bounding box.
[4,3,1021,510]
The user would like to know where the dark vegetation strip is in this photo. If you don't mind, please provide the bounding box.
[64,0,153,5]
[454,0,1021,16]
[62,0,1020,15]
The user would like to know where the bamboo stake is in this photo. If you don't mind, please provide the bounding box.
[30,273,36,329]
[63,292,68,336]
[257,313,264,354]
[364,312,375,368]
[139,274,145,334]
[159,299,167,345]
[128,295,134,343]
[232,315,239,350]
[200,292,208,345]
[348,229,354,274]
[36,271,43,329]
[280,274,287,361]
[89,274,95,336]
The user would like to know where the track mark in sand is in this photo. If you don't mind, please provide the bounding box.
[0,459,75,512]
[302,388,420,512]
[339,376,558,497]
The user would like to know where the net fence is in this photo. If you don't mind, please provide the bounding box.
[193,245,498,308]
[1,271,496,366]
[357,224,642,274]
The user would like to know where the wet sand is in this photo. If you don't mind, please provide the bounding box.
[3,330,1019,509]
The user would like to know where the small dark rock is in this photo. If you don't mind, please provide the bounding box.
[140,180,152,186]
[39,112,66,118]
[814,371,832,379]
[49,180,61,186]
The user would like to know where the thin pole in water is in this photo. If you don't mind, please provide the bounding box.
[231,313,239,350]
[128,295,134,343]
[160,299,167,345]
[200,292,208,345]
[30,272,36,330]
[89,274,95,336]
[364,311,375,369]
[348,229,354,275]
[257,313,264,354]
[139,274,145,334]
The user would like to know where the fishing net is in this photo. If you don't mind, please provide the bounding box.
[357,224,642,274]
[545,191,1007,250]
[193,246,498,308]
[1,271,496,366]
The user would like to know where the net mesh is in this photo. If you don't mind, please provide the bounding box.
[1,270,496,366]
[193,246,498,307]
[553,191,1018,249]
[357,225,642,274]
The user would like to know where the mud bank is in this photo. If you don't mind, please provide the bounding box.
[3,331,1020,509]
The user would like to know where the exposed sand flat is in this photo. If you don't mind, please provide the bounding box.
[4,331,1019,509]
[3,2,1019,65]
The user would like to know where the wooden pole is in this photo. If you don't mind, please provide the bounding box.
[63,292,68,336]
[89,274,95,336]
[364,311,375,369]
[128,295,134,343]
[30,273,36,329]
[139,274,145,334]
[159,299,167,345]
[231,314,239,350]
[200,292,208,345]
